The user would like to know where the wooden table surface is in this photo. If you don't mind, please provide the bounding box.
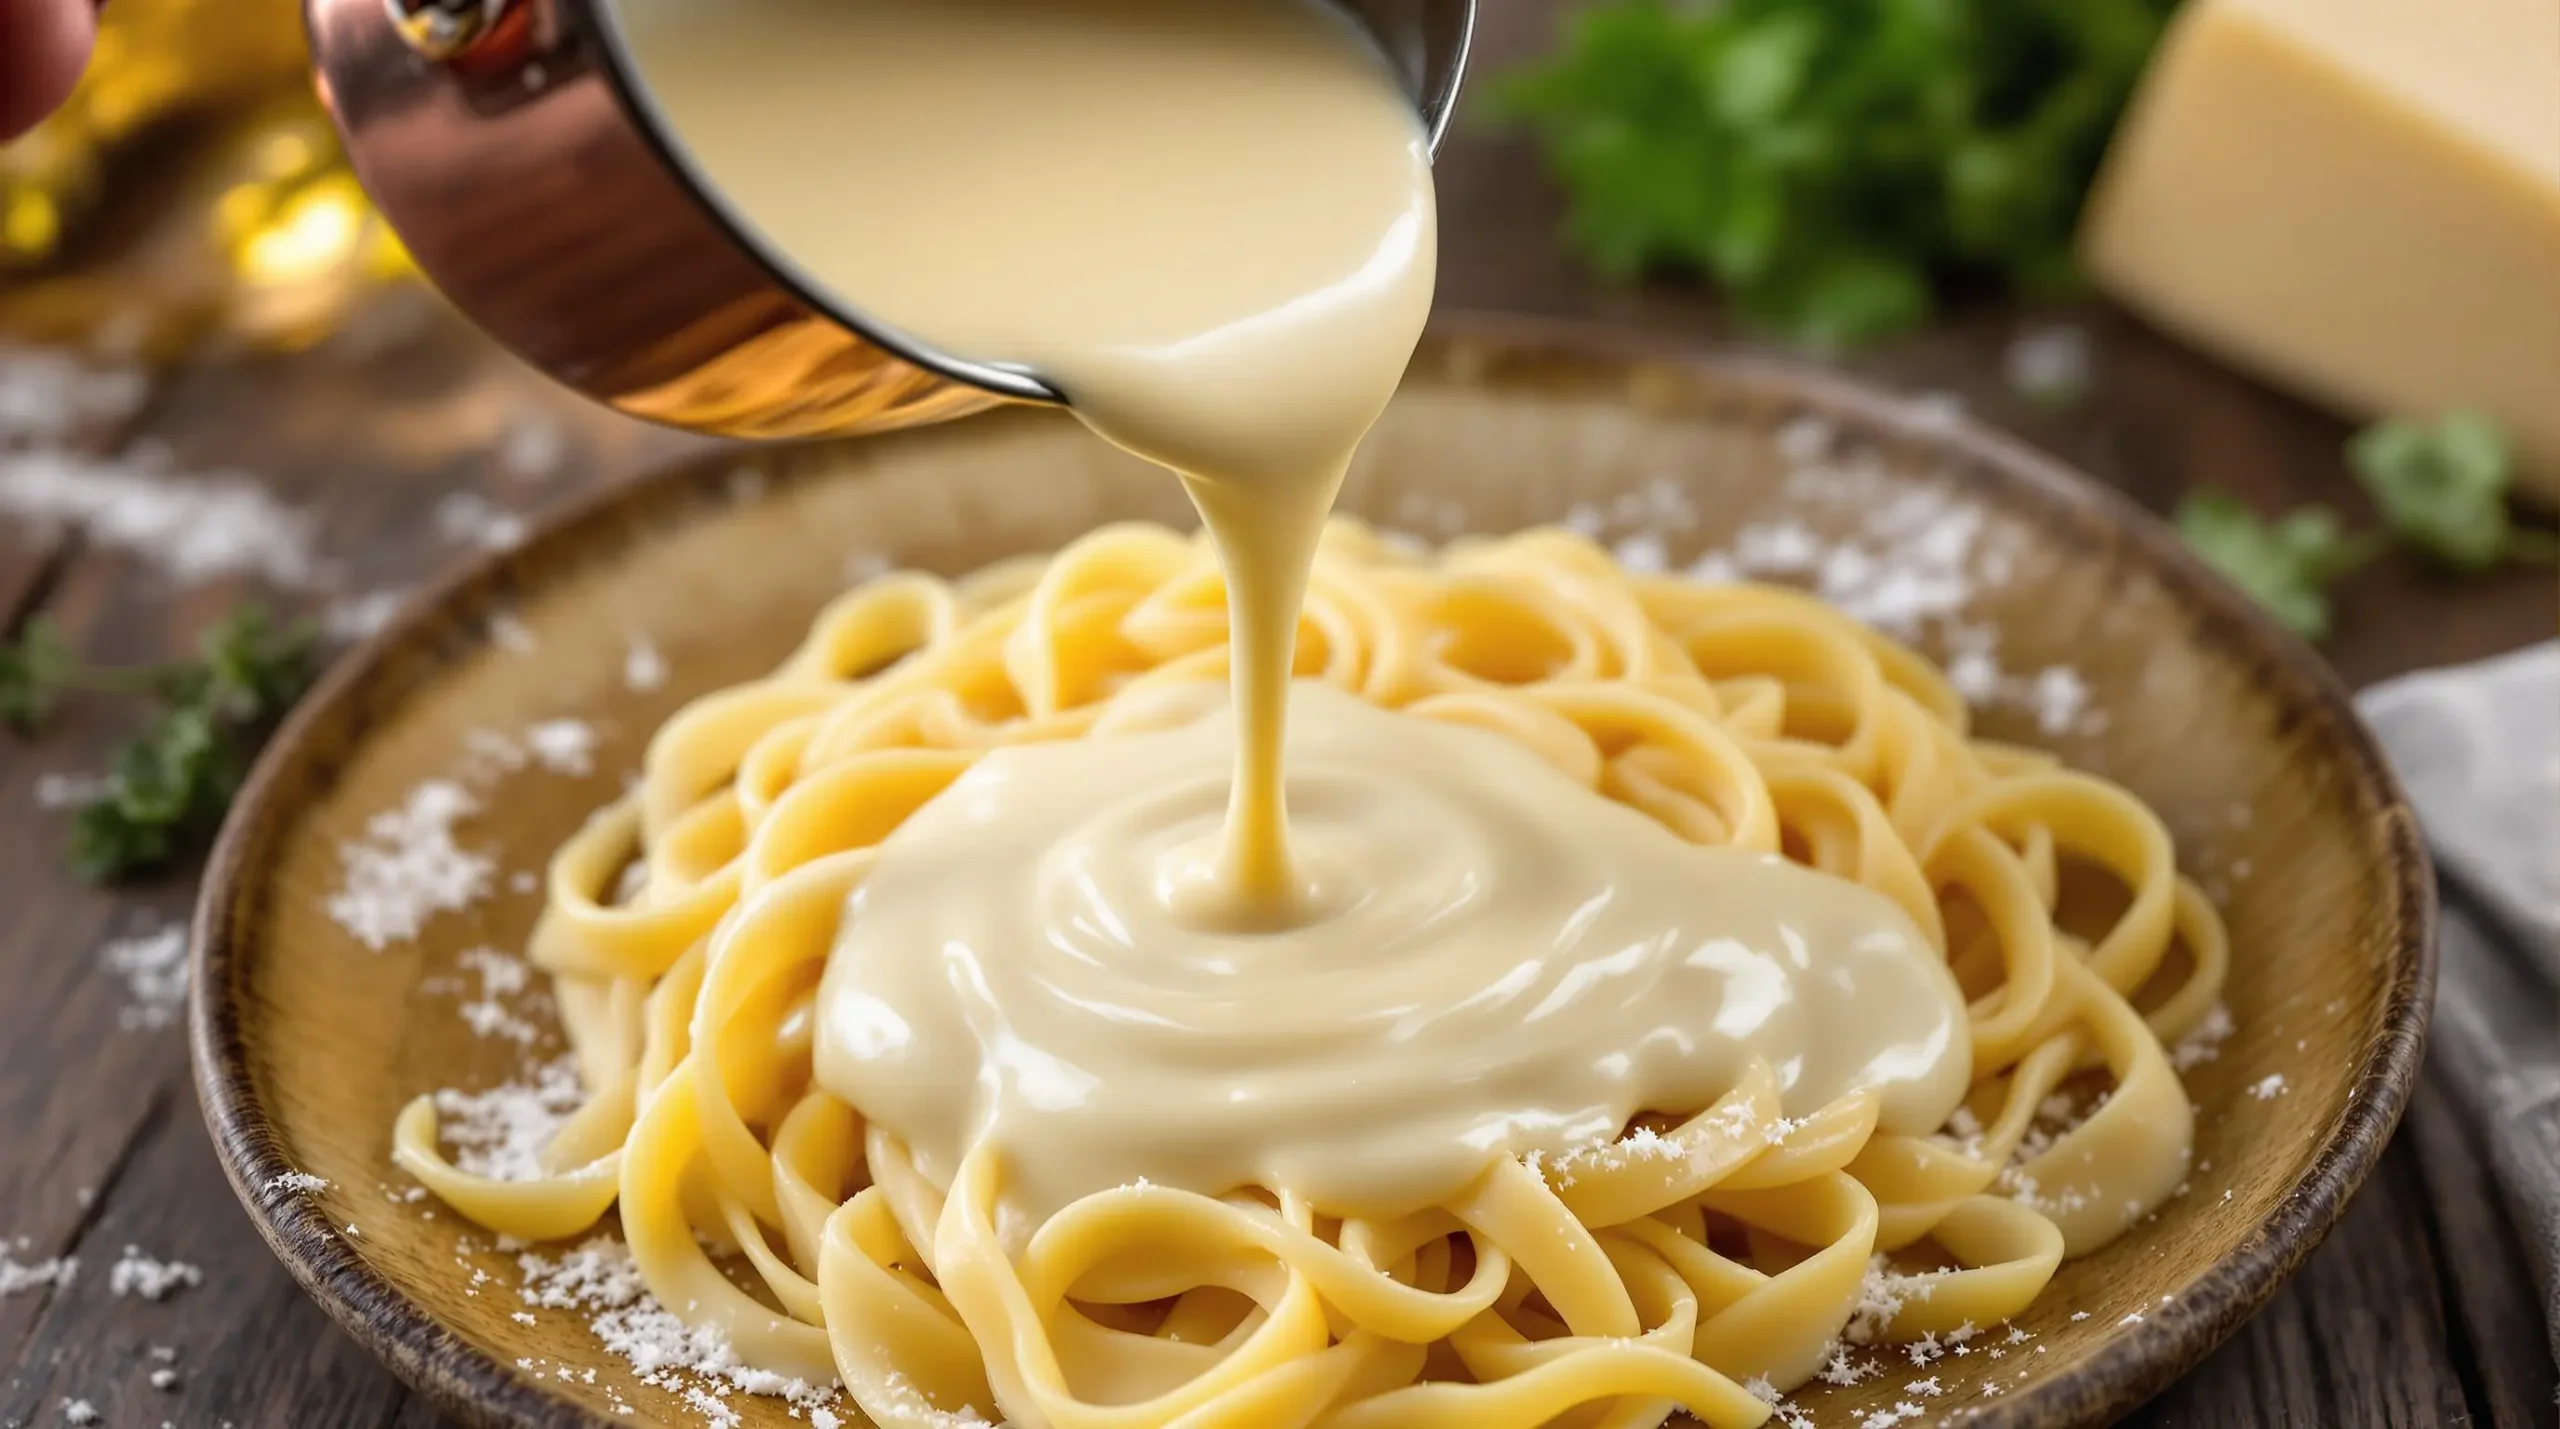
[2,9,2554,1427]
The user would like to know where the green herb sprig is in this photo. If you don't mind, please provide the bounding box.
[2173,494,2381,643]
[2176,412,2555,643]
[2348,412,2559,573]
[1493,0,2175,347]
[1,606,317,881]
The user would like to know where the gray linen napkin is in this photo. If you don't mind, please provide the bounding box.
[2356,641,2560,1366]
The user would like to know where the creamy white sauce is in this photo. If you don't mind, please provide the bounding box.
[816,683,1971,1226]
[615,0,1969,1228]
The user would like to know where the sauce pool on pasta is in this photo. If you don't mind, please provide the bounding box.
[395,524,2226,1428]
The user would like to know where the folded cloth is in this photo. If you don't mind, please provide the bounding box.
[2356,641,2560,1366]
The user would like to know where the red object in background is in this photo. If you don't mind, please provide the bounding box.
[0,0,99,141]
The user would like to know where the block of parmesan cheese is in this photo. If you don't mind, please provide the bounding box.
[2081,0,2560,501]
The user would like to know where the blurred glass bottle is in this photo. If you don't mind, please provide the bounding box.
[0,0,414,356]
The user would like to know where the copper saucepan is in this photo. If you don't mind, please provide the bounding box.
[304,0,1475,439]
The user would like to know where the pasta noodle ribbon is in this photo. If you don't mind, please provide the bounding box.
[395,521,2224,1428]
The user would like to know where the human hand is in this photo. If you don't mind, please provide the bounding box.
[0,0,98,141]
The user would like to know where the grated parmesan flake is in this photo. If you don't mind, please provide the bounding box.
[2172,1003,2236,1070]
[454,947,546,1045]
[100,924,189,1032]
[327,780,495,950]
[109,1247,203,1301]
[0,346,149,443]
[433,1056,586,1182]
[625,636,669,692]
[435,491,530,553]
[0,1251,76,1296]
[2003,324,2094,403]
[512,1235,851,1426]
[524,719,598,778]
[1544,434,2113,740]
[0,451,319,589]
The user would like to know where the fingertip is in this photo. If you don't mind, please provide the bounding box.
[0,0,99,142]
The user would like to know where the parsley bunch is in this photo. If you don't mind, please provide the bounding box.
[0,606,317,881]
[1494,0,2174,346]
[2175,412,2555,644]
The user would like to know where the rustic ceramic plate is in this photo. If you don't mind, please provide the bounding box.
[192,319,2432,1429]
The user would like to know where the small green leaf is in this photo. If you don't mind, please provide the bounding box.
[2348,412,2521,573]
[4,602,321,882]
[1761,251,1933,350]
[1709,13,1824,127]
[2176,490,2381,643]
[0,620,74,731]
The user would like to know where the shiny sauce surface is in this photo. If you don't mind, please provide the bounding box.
[617,0,1969,1222]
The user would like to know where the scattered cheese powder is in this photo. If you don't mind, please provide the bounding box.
[326,780,495,950]
[0,452,322,588]
[2172,1003,2237,1070]
[624,636,669,692]
[1843,1256,1946,1345]
[323,589,406,643]
[34,772,109,809]
[435,491,530,552]
[0,1251,76,1296]
[2004,324,2094,403]
[432,1056,587,1182]
[0,346,149,444]
[1560,421,2109,739]
[2249,1073,2289,1100]
[100,925,189,1032]
[498,415,568,481]
[523,719,598,778]
[109,1248,204,1301]
[61,1398,101,1426]
[453,947,545,1045]
[511,1235,848,1425]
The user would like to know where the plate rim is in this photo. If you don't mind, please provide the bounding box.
[189,313,2437,1429]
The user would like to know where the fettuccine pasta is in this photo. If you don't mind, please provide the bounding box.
[395,519,2225,1429]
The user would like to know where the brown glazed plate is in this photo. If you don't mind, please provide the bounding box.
[190,317,2433,1428]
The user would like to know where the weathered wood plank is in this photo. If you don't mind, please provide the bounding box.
[2126,1134,2477,1426]
[0,1082,415,1429]
[0,325,683,1429]
[2406,1075,2560,1429]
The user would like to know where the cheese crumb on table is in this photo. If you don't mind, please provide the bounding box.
[0,453,319,589]
[0,1252,76,1296]
[100,925,189,1032]
[109,1248,204,1301]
